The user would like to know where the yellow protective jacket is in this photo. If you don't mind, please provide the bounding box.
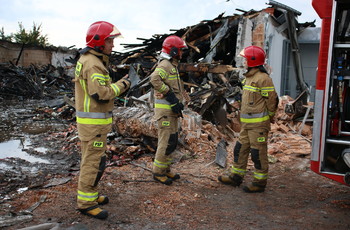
[150,58,184,119]
[74,49,129,140]
[240,68,278,130]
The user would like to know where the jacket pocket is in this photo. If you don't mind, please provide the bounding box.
[248,91,256,106]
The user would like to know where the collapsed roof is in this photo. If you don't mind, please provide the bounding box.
[106,0,316,125]
[112,0,315,68]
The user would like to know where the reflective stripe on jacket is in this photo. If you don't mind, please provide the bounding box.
[154,99,172,110]
[74,50,128,126]
[150,58,184,119]
[240,68,278,129]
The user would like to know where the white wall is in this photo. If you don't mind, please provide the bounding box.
[265,17,286,97]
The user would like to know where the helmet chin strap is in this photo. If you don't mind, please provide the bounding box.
[93,46,104,53]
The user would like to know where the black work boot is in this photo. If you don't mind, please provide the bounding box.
[97,195,109,205]
[218,174,243,187]
[153,174,173,185]
[243,182,266,193]
[79,205,108,220]
[165,171,180,180]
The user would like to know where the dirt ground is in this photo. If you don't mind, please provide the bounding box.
[0,100,350,230]
[2,146,350,230]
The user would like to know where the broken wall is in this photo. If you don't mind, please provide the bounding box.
[0,41,17,63]
[0,40,77,67]
[235,10,270,79]
[295,27,321,100]
[21,49,52,66]
[265,14,289,96]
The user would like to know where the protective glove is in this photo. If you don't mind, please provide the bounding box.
[171,102,184,115]
[166,91,184,115]
[122,78,131,89]
[117,75,131,90]
[165,91,179,104]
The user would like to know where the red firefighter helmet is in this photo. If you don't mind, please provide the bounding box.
[86,21,122,49]
[239,45,266,67]
[162,35,187,57]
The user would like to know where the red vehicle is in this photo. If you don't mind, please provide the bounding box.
[312,0,350,186]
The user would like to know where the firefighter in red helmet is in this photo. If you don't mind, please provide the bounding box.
[150,35,187,185]
[74,21,130,219]
[218,45,278,193]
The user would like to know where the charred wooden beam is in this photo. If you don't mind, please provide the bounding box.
[0,63,73,100]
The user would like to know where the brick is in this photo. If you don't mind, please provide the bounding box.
[278,124,290,133]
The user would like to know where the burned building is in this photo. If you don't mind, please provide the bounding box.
[112,0,320,101]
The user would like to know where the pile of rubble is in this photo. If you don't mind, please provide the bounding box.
[107,96,312,168]
[0,63,74,100]
[269,95,313,162]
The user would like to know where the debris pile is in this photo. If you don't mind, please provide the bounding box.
[0,63,74,99]
[268,95,313,162]
[109,96,312,168]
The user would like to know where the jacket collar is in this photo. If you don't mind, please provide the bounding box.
[87,49,110,66]
[159,52,179,67]
[244,68,259,78]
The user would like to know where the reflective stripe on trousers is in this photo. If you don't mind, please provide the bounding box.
[153,116,178,174]
[77,134,107,209]
[154,159,172,168]
[77,190,99,202]
[240,111,270,123]
[232,128,269,183]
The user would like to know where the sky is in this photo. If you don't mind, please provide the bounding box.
[0,0,321,51]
